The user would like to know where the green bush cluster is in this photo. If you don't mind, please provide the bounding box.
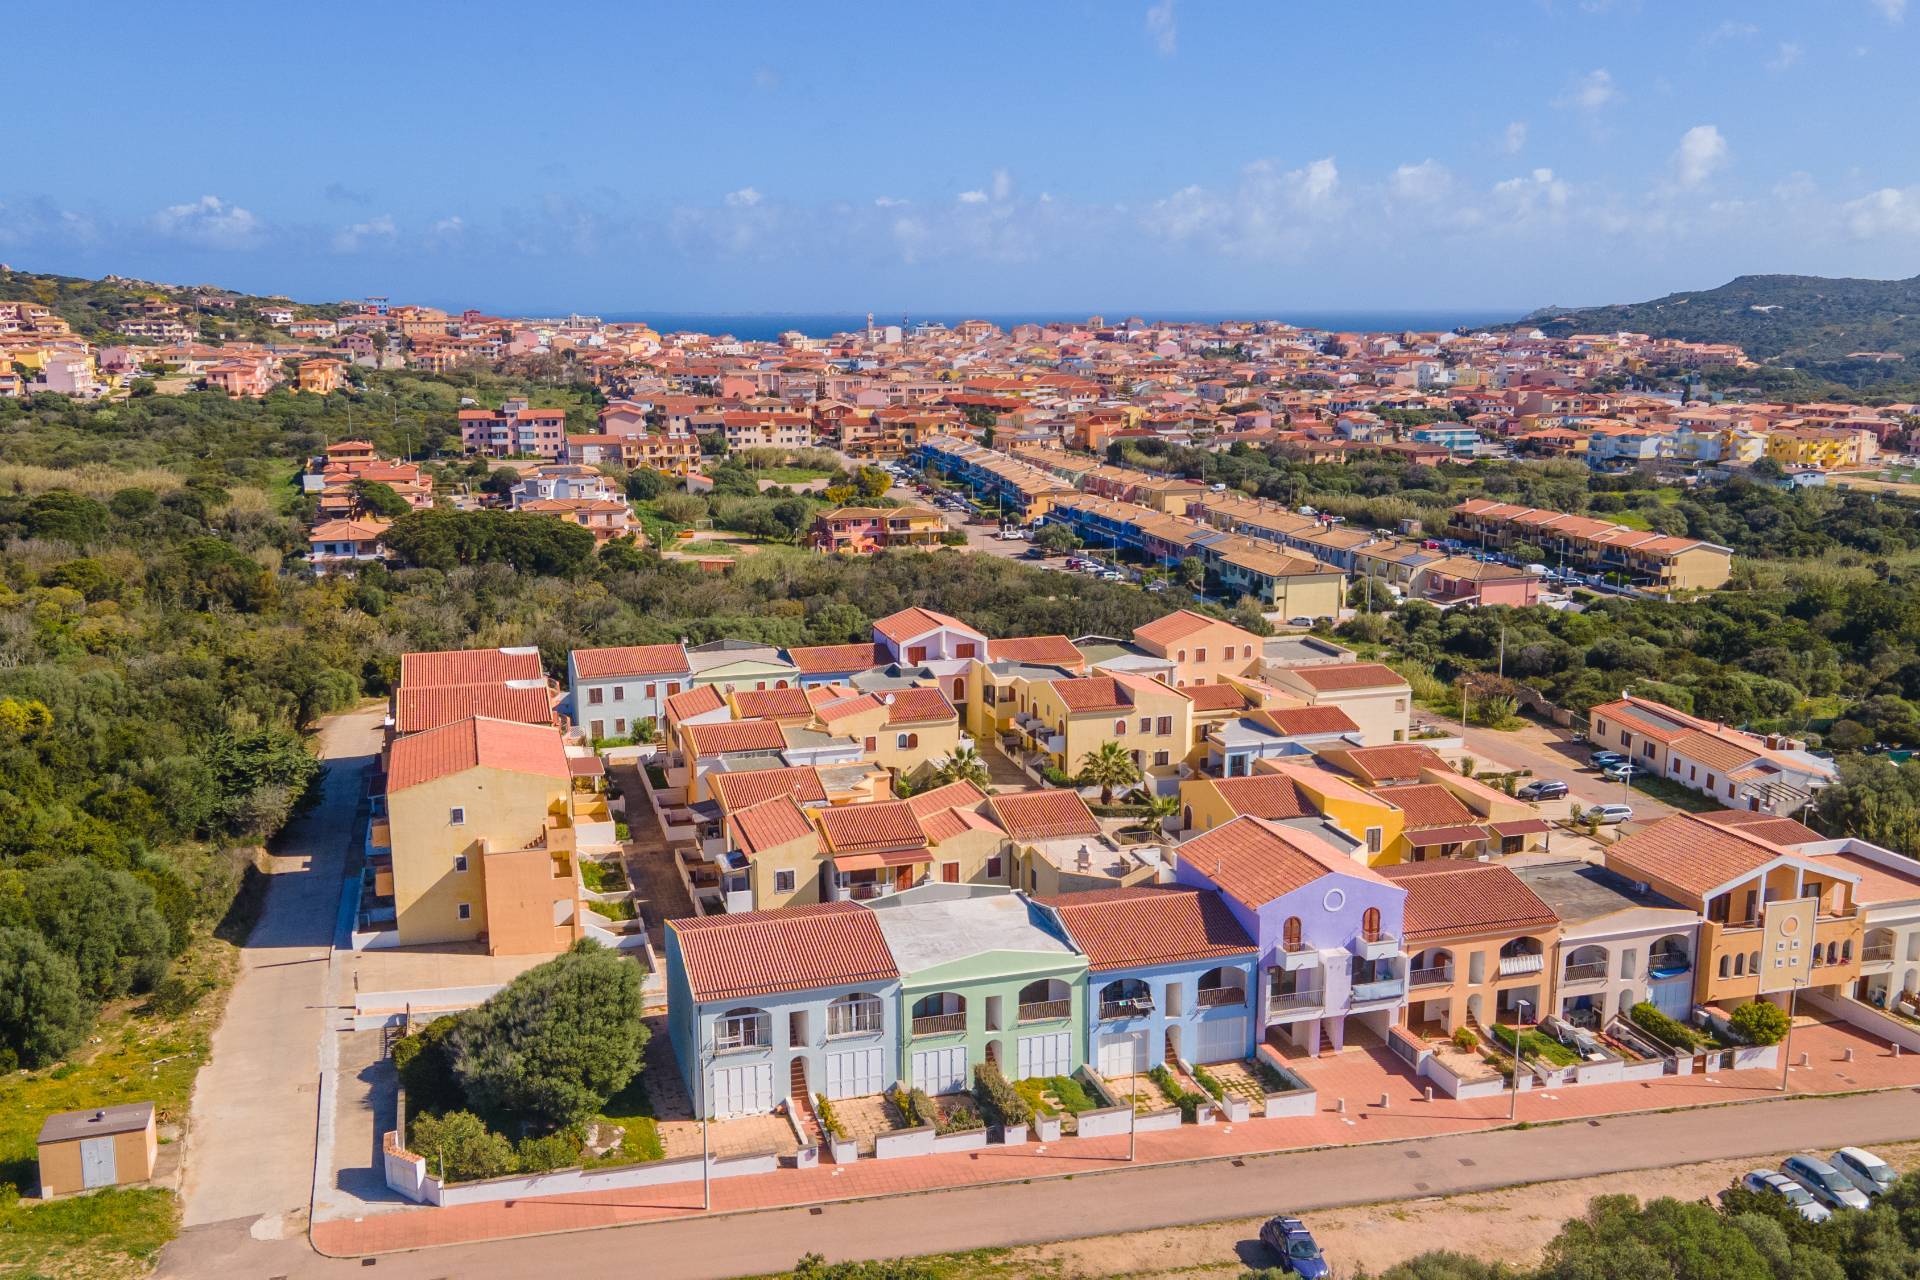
[970,1060,1034,1128]
[1630,1002,1706,1052]
[1147,1064,1209,1121]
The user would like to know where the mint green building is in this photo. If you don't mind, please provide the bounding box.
[866,884,1089,1092]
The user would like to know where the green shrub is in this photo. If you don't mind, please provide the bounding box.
[514,1129,585,1173]
[1147,1064,1208,1121]
[1728,1000,1791,1046]
[1191,1064,1226,1101]
[1630,1001,1705,1051]
[1452,1025,1480,1054]
[814,1092,848,1141]
[971,1060,1034,1128]
[408,1110,517,1183]
[934,1099,983,1135]
[1489,1023,1581,1068]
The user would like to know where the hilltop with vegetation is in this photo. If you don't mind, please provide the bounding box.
[0,266,345,344]
[1522,273,1920,395]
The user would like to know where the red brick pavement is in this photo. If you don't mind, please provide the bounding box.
[311,1018,1919,1257]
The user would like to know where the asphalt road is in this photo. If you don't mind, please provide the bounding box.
[1420,710,1680,824]
[158,1085,1920,1279]
[169,709,384,1242]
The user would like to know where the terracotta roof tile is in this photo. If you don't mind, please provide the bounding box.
[1133,609,1229,647]
[387,716,570,791]
[709,766,828,812]
[985,635,1084,667]
[1288,663,1408,692]
[873,606,979,645]
[1185,683,1250,712]
[988,790,1101,841]
[1379,861,1559,943]
[1607,812,1813,902]
[726,794,819,857]
[669,902,898,1002]
[1380,783,1478,829]
[571,644,691,679]
[1260,706,1360,736]
[905,779,989,818]
[784,642,887,675]
[683,718,788,756]
[400,646,544,689]
[731,687,815,720]
[1328,744,1448,783]
[393,683,555,735]
[1178,815,1393,906]
[884,687,956,724]
[1042,886,1255,970]
[1211,775,1315,820]
[1051,676,1129,712]
[815,800,930,853]
[1693,810,1822,846]
[664,684,726,721]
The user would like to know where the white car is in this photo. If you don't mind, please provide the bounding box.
[1831,1148,1897,1198]
[1741,1170,1831,1223]
[1588,803,1634,825]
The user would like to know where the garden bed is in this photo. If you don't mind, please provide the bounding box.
[1013,1074,1099,1135]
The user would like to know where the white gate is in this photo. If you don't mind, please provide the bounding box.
[1016,1031,1071,1080]
[707,1062,774,1117]
[823,1047,886,1099]
[911,1046,969,1095]
[80,1136,117,1189]
[1196,1016,1250,1064]
[1096,1029,1148,1077]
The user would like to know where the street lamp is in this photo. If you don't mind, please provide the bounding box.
[1778,977,1810,1093]
[698,1039,713,1209]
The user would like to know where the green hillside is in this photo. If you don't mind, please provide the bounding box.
[0,267,345,344]
[1522,273,1920,391]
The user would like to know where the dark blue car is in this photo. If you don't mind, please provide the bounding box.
[1257,1217,1330,1278]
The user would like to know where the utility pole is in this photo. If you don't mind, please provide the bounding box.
[1129,1070,1138,1162]
[700,1044,711,1209]
[1498,626,1506,680]
[1778,979,1806,1093]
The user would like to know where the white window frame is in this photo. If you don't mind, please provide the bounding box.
[456,902,471,920]
[453,854,469,873]
[774,868,796,894]
[449,806,466,826]
[714,1008,771,1052]
[827,994,883,1038]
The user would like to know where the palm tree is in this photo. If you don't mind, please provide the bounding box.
[1077,741,1142,805]
[932,746,991,790]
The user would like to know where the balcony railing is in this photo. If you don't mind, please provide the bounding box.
[1561,960,1610,984]
[1350,977,1406,1003]
[1195,986,1246,1008]
[1408,966,1453,988]
[1862,942,1896,964]
[1268,989,1322,1014]
[911,1012,966,1037]
[1099,997,1155,1021]
[1018,999,1071,1024]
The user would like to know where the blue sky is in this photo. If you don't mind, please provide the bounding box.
[3,1,1918,316]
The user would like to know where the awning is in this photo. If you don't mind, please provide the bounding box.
[568,754,606,776]
[1490,818,1550,837]
[832,848,931,872]
[1406,824,1490,846]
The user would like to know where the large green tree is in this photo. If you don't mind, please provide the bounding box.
[0,927,93,1069]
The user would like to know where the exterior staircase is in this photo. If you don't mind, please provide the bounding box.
[789,1059,825,1146]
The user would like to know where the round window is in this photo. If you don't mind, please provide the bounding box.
[1322,887,1346,913]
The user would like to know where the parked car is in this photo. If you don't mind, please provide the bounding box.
[1517,780,1569,801]
[1602,762,1645,782]
[1781,1155,1872,1211]
[1287,616,1313,627]
[1588,750,1626,769]
[1831,1148,1897,1198]
[1741,1170,1831,1223]
[1257,1217,1330,1278]
[1588,803,1634,825]
[1022,547,1049,560]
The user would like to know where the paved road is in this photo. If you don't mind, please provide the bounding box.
[170,709,385,1243]
[1422,710,1679,823]
[159,1085,1920,1279]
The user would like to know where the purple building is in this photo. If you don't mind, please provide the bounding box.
[1175,816,1408,1056]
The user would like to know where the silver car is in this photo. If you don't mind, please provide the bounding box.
[1781,1154,1871,1211]
[1741,1169,1831,1223]
[1831,1147,1897,1198]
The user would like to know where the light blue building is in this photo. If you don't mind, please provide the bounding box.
[1041,885,1260,1075]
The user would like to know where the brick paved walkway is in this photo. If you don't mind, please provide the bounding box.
[310,1018,1919,1258]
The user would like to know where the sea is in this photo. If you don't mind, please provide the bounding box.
[596,310,1521,342]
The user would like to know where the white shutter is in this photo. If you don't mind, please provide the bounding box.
[1096,1030,1147,1077]
[1196,1016,1249,1064]
[708,1063,774,1117]
[911,1047,969,1095]
[1017,1031,1072,1079]
[824,1048,885,1099]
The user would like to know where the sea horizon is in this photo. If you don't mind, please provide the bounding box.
[588,308,1523,342]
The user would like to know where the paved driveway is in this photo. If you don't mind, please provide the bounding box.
[1427,712,1681,826]
[173,707,384,1238]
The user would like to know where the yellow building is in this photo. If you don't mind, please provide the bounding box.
[990,789,1160,896]
[1763,426,1877,471]
[1129,609,1265,688]
[812,686,962,779]
[1386,861,1563,1035]
[1014,670,1193,790]
[1179,761,1403,863]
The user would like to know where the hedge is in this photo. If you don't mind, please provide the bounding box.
[1630,1001,1705,1051]
[972,1060,1034,1128]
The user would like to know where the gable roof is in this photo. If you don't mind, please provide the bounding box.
[784,642,888,676]
[1380,783,1478,829]
[985,635,1084,667]
[1607,812,1858,902]
[669,902,898,1002]
[400,646,543,689]
[1050,675,1129,712]
[726,794,819,857]
[1379,861,1559,943]
[683,718,788,756]
[873,606,981,645]
[1178,815,1392,906]
[1042,886,1255,971]
[989,790,1102,842]
[1133,609,1237,648]
[387,715,570,791]
[1693,809,1823,847]
[1185,683,1251,713]
[571,643,691,680]
[1258,705,1361,737]
[731,686,815,720]
[815,800,930,854]
[905,779,989,819]
[1211,774,1317,820]
[393,682,555,735]
[709,765,829,812]
[664,683,727,721]
[1325,743,1449,783]
[1287,662,1409,693]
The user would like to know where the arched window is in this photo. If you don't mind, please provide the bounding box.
[1841,939,1852,963]
[1362,907,1382,943]
[715,1007,771,1052]
[952,677,965,702]
[826,992,883,1038]
[1719,955,1730,980]
[1733,953,1745,977]
[1182,804,1194,830]
[1748,951,1759,974]
[775,679,789,689]
[1115,719,1127,735]
[1283,916,1303,952]
[1177,649,1187,662]
[906,732,919,749]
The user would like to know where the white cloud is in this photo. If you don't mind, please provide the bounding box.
[957,190,988,204]
[1503,121,1528,154]
[1767,41,1803,71]
[991,168,1013,201]
[1390,160,1452,203]
[149,195,262,249]
[1556,68,1619,111]
[1673,124,1729,188]
[331,213,397,253]
[1492,168,1571,222]
[1844,187,1920,238]
[1143,156,1342,258]
[1868,0,1906,21]
[1145,0,1177,56]
[873,196,907,208]
[431,215,465,235]
[724,187,762,208]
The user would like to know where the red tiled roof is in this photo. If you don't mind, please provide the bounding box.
[1693,810,1822,847]
[1260,706,1360,736]
[988,790,1101,841]
[726,794,819,857]
[884,687,956,724]
[683,718,788,756]
[1178,816,1392,906]
[784,642,887,675]
[815,692,886,724]
[664,684,726,721]
[1607,812,1821,901]
[1328,744,1448,782]
[669,902,898,1002]
[731,687,814,720]
[1379,861,1559,944]
[815,800,930,853]
[1288,663,1408,692]
[393,683,554,735]
[387,716,570,791]
[873,606,979,645]
[1042,886,1255,971]
[572,643,690,679]
[1211,775,1315,820]
[905,779,988,819]
[1133,609,1232,647]
[1051,676,1129,712]
[709,766,828,812]
[1380,783,1478,829]
[399,647,544,689]
[985,635,1084,667]
[1185,683,1250,712]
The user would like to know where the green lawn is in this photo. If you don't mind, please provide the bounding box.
[0,931,238,1278]
[1625,772,1724,814]
[588,1072,664,1166]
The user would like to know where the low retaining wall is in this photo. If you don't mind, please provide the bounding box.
[1134,1108,1183,1133]
[353,983,507,1031]
[872,1125,935,1161]
[1253,1045,1320,1115]
[931,1128,989,1154]
[383,1137,779,1207]
[1805,991,1920,1054]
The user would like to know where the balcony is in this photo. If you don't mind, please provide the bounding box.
[1268,989,1323,1017]
[1278,944,1318,972]
[1352,932,1399,962]
[1195,985,1247,1009]
[1561,960,1610,986]
[1350,977,1406,1004]
[1099,996,1155,1021]
[1408,966,1453,989]
[1018,999,1071,1024]
[1861,942,1895,968]
[911,1012,966,1037]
